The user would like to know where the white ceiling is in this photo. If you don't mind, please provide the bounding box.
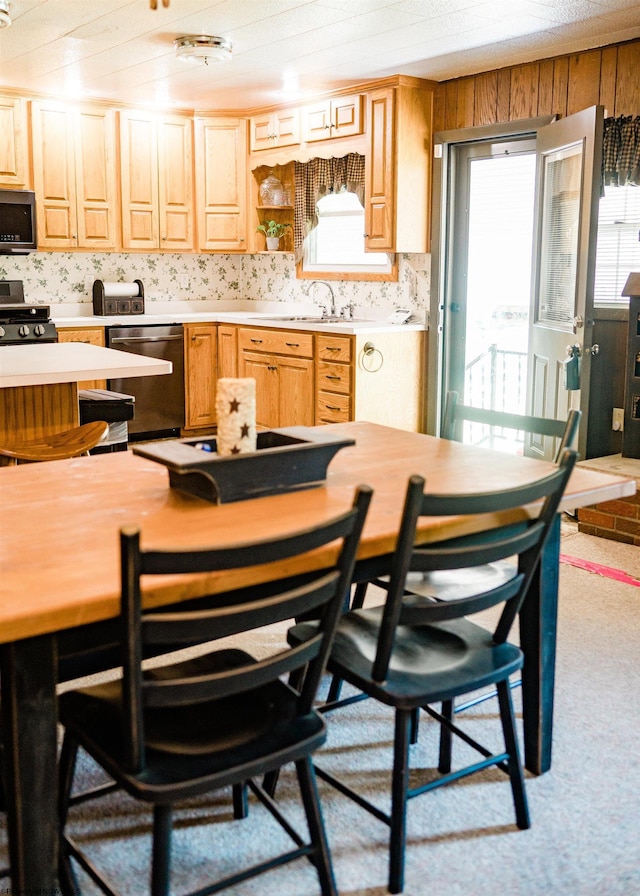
[1,0,639,112]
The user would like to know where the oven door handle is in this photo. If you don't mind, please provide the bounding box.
[110,335,183,345]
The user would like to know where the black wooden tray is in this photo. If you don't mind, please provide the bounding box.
[132,427,355,503]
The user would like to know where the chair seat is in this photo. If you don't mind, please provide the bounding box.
[0,420,108,462]
[386,560,518,601]
[60,648,327,801]
[290,609,523,708]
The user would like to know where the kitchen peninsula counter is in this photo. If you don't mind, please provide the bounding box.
[0,343,171,442]
[0,341,172,388]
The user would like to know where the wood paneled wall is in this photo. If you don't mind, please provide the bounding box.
[434,38,640,131]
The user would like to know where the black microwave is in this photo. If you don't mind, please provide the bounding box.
[0,189,37,254]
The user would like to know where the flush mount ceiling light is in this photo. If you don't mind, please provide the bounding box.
[0,0,11,29]
[174,35,232,66]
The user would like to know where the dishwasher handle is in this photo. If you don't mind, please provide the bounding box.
[110,335,183,345]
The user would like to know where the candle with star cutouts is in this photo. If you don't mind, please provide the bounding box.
[215,377,257,455]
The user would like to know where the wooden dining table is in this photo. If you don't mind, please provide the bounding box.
[0,420,635,893]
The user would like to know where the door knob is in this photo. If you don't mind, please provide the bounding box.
[590,344,600,356]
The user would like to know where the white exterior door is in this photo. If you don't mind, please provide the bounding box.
[527,105,604,460]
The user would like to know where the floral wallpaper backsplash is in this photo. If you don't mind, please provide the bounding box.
[0,251,430,318]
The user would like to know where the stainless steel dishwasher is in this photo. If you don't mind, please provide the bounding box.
[106,324,185,439]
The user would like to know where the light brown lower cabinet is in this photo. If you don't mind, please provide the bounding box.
[315,330,426,431]
[184,323,217,431]
[217,324,239,378]
[237,327,314,429]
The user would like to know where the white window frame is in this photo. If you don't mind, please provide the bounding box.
[300,190,394,277]
[594,183,640,306]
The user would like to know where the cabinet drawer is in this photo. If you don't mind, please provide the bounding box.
[317,360,351,394]
[316,333,352,362]
[316,391,350,424]
[238,327,313,358]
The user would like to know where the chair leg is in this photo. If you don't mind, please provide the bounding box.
[326,673,343,703]
[57,733,80,896]
[151,804,173,896]
[389,709,412,895]
[232,781,248,819]
[262,768,280,798]
[496,679,530,830]
[409,708,420,745]
[296,756,337,896]
[350,581,369,610]
[438,700,454,774]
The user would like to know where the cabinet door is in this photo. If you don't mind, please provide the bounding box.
[57,328,106,390]
[302,94,363,143]
[195,118,247,252]
[364,88,395,252]
[0,95,29,188]
[250,112,277,152]
[75,106,119,249]
[119,110,159,249]
[278,355,314,426]
[240,350,279,429]
[274,108,300,147]
[250,109,300,151]
[331,94,363,138]
[158,115,194,251]
[218,325,238,378]
[184,324,217,429]
[31,102,78,248]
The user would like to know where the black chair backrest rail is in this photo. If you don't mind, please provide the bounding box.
[442,390,581,461]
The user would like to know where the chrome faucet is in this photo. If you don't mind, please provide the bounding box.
[305,280,337,318]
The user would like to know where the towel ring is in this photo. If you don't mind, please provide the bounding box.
[360,341,383,373]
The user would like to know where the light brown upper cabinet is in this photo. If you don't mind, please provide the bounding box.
[0,95,30,189]
[302,94,363,143]
[195,117,247,252]
[249,108,300,152]
[364,79,435,254]
[119,110,194,251]
[31,101,119,250]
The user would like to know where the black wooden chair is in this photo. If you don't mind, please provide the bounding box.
[441,390,581,459]
[57,485,372,896]
[340,393,581,711]
[287,452,576,893]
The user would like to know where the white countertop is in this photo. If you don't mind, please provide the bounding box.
[0,343,172,388]
[52,306,426,335]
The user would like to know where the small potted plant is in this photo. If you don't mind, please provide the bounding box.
[256,219,291,251]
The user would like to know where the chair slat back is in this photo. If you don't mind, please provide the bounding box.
[120,486,372,771]
[371,452,576,682]
[442,390,581,462]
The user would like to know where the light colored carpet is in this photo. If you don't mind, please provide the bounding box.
[2,521,639,895]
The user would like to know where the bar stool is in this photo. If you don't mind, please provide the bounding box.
[0,420,109,465]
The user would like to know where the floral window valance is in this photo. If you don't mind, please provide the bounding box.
[293,153,365,261]
[602,115,640,187]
